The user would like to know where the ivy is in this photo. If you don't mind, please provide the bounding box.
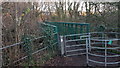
[21,35,34,63]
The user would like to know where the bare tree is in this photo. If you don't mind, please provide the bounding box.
[0,2,2,67]
[118,1,120,44]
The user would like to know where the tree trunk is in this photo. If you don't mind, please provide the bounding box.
[0,2,2,67]
[85,2,89,23]
[118,1,120,45]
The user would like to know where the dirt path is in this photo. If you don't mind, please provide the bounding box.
[44,54,120,66]
[44,55,87,66]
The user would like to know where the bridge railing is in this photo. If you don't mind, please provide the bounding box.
[45,22,90,36]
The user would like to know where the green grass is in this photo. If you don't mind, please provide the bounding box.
[108,49,120,54]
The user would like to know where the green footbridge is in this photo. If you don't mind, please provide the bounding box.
[44,21,90,36]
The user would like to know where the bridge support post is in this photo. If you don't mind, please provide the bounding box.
[60,36,65,56]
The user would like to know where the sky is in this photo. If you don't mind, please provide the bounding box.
[0,0,120,2]
[0,0,119,12]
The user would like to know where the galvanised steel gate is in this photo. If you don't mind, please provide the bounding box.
[59,32,120,66]
[87,32,120,66]
[60,33,91,57]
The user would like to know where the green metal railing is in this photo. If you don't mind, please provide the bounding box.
[45,22,90,36]
[1,22,59,66]
[40,23,59,51]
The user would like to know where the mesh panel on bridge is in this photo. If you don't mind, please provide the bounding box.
[45,22,90,36]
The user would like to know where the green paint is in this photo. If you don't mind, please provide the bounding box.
[108,40,112,45]
[45,22,90,36]
[108,49,120,54]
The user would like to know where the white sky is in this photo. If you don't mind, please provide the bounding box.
[1,0,120,2]
[1,0,119,12]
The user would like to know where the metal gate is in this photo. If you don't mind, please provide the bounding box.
[87,32,120,66]
[60,33,90,57]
